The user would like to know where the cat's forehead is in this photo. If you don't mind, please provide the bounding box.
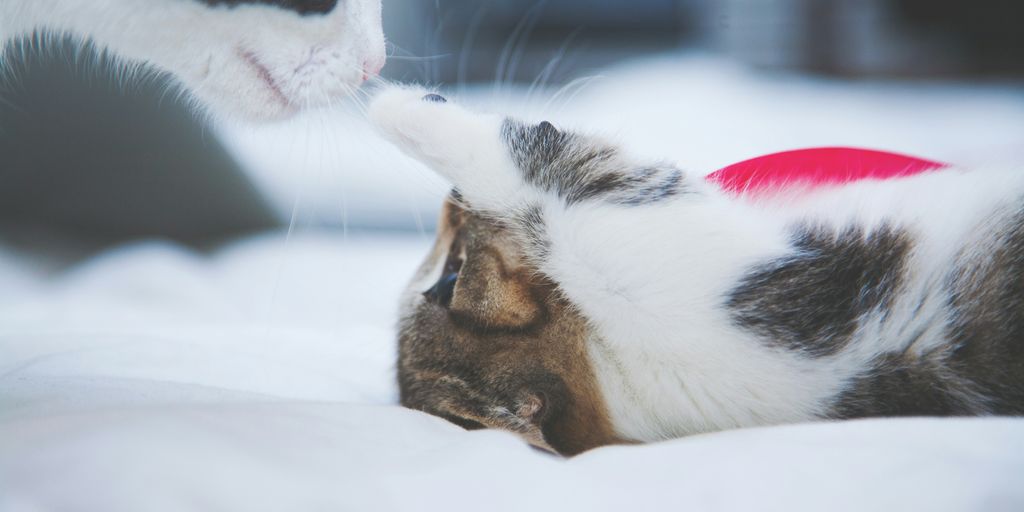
[198,0,338,16]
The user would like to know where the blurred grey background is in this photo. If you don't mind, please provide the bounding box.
[382,0,1024,83]
[2,0,1023,247]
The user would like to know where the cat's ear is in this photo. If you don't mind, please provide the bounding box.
[448,246,544,329]
[490,388,559,454]
[537,121,559,136]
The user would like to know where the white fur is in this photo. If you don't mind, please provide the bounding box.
[370,86,1024,442]
[0,0,385,121]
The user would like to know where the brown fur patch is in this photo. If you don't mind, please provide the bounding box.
[449,246,545,330]
[398,195,621,456]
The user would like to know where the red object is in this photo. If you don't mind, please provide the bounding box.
[706,147,949,196]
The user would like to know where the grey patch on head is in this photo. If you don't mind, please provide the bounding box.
[727,223,913,358]
[513,206,551,262]
[621,168,685,206]
[501,119,688,207]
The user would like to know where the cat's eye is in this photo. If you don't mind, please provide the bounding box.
[424,258,462,307]
[441,414,485,431]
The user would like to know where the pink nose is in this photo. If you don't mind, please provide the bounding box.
[362,57,385,81]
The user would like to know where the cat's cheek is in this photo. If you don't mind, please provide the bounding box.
[186,58,299,121]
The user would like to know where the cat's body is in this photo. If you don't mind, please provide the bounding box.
[0,0,385,120]
[371,86,1024,455]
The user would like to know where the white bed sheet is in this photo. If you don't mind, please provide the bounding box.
[1,233,1023,512]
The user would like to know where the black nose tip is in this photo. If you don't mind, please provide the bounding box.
[422,94,448,104]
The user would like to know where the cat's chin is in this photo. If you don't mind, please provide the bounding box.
[186,55,374,121]
[187,48,379,122]
[198,90,300,122]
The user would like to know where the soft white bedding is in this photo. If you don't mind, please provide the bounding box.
[3,55,1024,511]
[2,233,1023,512]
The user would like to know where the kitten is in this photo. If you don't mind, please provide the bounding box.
[371,86,1024,456]
[0,0,386,120]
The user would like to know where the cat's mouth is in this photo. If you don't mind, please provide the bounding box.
[236,48,297,113]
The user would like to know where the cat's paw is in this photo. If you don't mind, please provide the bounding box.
[368,86,458,156]
[369,86,523,207]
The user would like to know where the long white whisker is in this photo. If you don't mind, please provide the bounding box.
[526,28,582,104]
[457,5,488,96]
[543,74,604,113]
[386,54,451,62]
[494,0,546,99]
[505,1,546,86]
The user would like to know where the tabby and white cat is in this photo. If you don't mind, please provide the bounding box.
[371,86,1024,456]
[0,0,386,120]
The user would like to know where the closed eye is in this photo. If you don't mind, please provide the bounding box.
[440,413,486,431]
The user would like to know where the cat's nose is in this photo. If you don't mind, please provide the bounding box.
[422,94,447,104]
[361,57,385,82]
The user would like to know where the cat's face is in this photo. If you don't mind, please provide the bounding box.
[175,0,385,120]
[16,0,386,120]
[396,195,623,456]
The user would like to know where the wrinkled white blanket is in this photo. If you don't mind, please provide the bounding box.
[1,234,1022,512]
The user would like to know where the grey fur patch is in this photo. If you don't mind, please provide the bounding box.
[514,206,551,262]
[832,350,978,417]
[727,223,912,358]
[501,119,687,206]
[942,208,1024,414]
[621,168,685,206]
[833,209,1024,418]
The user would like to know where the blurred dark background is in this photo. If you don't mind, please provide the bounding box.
[2,0,1023,247]
[383,0,1024,83]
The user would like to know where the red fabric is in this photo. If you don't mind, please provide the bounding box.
[706,147,949,196]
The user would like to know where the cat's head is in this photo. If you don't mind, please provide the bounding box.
[373,89,636,455]
[53,0,386,120]
[395,195,623,456]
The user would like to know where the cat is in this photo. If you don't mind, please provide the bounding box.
[370,86,1024,456]
[0,0,386,120]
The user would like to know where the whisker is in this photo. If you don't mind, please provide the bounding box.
[543,74,604,113]
[386,54,452,62]
[495,0,546,98]
[386,41,426,59]
[526,28,582,103]
[505,1,546,86]
[457,5,488,96]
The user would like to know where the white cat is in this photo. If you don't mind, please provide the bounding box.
[372,86,1024,455]
[0,0,386,120]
